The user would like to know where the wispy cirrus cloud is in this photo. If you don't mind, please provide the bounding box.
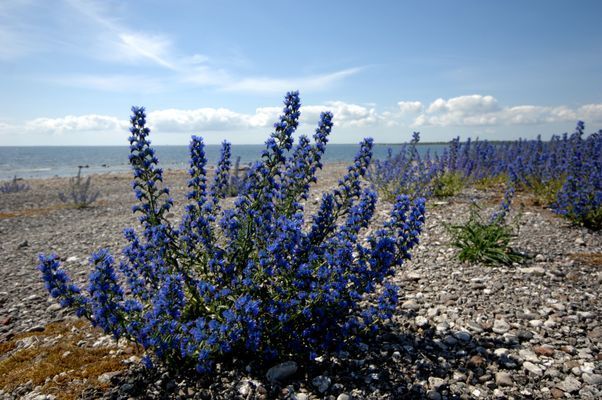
[221,68,364,94]
[7,0,359,94]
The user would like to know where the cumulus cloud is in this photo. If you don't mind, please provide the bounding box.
[17,100,383,137]
[579,104,602,122]
[146,101,379,132]
[397,101,423,115]
[148,108,256,132]
[12,97,602,141]
[411,95,602,127]
[25,115,126,134]
[302,101,381,128]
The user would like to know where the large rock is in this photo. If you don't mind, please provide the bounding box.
[266,361,298,383]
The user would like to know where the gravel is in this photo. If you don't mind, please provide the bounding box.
[1,166,601,399]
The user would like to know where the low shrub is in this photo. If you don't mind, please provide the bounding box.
[473,174,508,191]
[58,167,100,209]
[449,186,525,265]
[432,171,465,198]
[39,92,426,374]
[524,175,565,207]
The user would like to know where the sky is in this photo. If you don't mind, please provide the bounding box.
[1,0,601,146]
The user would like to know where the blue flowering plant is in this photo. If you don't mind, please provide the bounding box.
[0,175,30,193]
[553,123,602,230]
[39,92,426,374]
[369,132,439,201]
[373,121,600,232]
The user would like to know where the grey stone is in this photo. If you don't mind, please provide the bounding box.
[495,372,513,387]
[582,373,602,386]
[519,266,545,275]
[428,377,446,390]
[404,272,421,281]
[97,371,121,384]
[311,375,331,393]
[494,347,508,355]
[454,330,471,342]
[402,300,420,310]
[518,349,539,363]
[436,321,449,333]
[492,319,510,334]
[427,390,442,400]
[523,361,543,376]
[46,303,62,313]
[557,375,582,393]
[336,394,352,400]
[266,361,298,383]
[544,319,557,328]
[415,315,429,327]
[453,371,467,382]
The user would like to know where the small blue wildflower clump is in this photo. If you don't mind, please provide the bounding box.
[0,175,30,193]
[553,122,602,230]
[39,92,426,373]
[369,132,438,201]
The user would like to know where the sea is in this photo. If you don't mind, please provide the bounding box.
[0,144,448,180]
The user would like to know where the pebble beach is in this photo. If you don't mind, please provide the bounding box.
[0,165,600,399]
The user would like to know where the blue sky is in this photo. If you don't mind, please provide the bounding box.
[1,0,601,145]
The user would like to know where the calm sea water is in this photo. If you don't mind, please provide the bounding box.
[0,144,447,180]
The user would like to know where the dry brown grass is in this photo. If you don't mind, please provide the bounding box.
[0,319,139,400]
[0,200,109,219]
[569,252,602,267]
[0,205,68,219]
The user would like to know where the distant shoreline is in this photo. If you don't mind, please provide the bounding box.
[0,140,548,148]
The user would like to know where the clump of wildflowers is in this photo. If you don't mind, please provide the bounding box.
[369,132,438,201]
[371,123,601,230]
[39,92,426,373]
[552,122,602,230]
[0,175,30,193]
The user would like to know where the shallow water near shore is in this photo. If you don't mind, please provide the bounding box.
[0,144,447,180]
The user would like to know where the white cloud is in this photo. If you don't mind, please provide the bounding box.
[25,115,126,134]
[146,100,378,132]
[221,68,363,93]
[411,94,599,127]
[579,104,602,122]
[12,97,602,142]
[115,32,176,70]
[397,101,423,115]
[16,100,382,137]
[302,101,381,128]
[148,108,254,132]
